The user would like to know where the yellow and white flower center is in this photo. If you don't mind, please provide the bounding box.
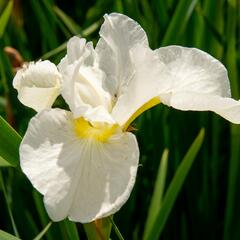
[74,117,118,142]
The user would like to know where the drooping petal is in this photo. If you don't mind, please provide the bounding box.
[164,93,240,124]
[112,44,169,128]
[155,46,240,123]
[96,13,148,97]
[13,60,61,112]
[20,108,139,223]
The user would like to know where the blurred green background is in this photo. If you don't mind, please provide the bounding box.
[0,0,240,239]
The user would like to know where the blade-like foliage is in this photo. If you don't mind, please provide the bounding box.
[145,129,205,240]
[0,0,13,38]
[0,117,21,167]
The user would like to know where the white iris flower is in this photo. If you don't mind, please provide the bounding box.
[13,13,240,223]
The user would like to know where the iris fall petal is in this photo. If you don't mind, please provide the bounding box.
[20,108,139,222]
[155,46,240,123]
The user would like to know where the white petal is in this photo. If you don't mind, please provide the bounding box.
[112,44,169,127]
[61,60,113,123]
[13,61,61,112]
[156,46,230,98]
[68,132,139,222]
[96,13,148,97]
[155,46,240,123]
[20,108,139,222]
[58,36,95,73]
[163,92,240,124]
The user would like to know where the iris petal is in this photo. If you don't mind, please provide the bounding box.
[13,60,61,112]
[155,46,240,123]
[96,13,148,97]
[20,108,139,222]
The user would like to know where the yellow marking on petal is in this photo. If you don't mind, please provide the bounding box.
[122,97,161,131]
[74,118,118,142]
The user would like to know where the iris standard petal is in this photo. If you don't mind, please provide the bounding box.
[13,60,61,112]
[58,36,95,73]
[20,108,139,223]
[112,44,169,128]
[96,13,148,97]
[61,60,113,123]
[155,46,240,123]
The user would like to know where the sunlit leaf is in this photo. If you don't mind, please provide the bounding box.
[0,155,12,167]
[0,230,20,240]
[33,222,52,240]
[0,116,21,167]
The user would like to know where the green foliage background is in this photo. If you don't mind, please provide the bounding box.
[0,0,239,239]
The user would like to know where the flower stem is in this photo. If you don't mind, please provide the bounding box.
[109,217,125,240]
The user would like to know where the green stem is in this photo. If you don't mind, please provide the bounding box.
[109,218,125,240]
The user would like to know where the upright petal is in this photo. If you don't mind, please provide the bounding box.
[155,46,240,123]
[61,60,113,123]
[96,13,148,97]
[13,60,61,112]
[58,37,95,73]
[20,108,139,222]
[112,44,169,128]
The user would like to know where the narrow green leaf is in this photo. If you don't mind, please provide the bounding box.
[145,129,205,240]
[162,0,198,45]
[224,1,239,238]
[0,0,13,38]
[0,230,21,240]
[40,42,67,60]
[0,116,21,167]
[82,20,101,37]
[143,149,169,239]
[60,220,80,240]
[54,6,81,35]
[110,217,124,240]
[40,20,100,60]
[33,222,52,240]
[0,156,12,167]
[32,191,56,240]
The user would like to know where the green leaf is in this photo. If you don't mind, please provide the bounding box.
[162,0,198,45]
[0,156,12,167]
[33,222,52,240]
[144,129,205,240]
[40,20,100,60]
[143,149,169,239]
[0,116,22,167]
[224,2,239,238]
[53,6,81,35]
[0,0,13,38]
[0,230,21,240]
[61,220,80,240]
